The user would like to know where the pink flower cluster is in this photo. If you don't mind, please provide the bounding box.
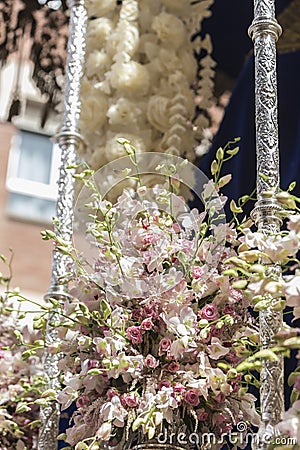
[45,161,300,448]
[0,307,42,449]
[52,180,266,448]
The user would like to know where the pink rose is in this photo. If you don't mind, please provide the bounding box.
[229,287,243,302]
[230,381,240,393]
[214,392,225,403]
[222,305,236,316]
[144,354,159,368]
[87,359,99,369]
[141,318,154,330]
[184,389,200,406]
[107,389,119,401]
[76,395,90,409]
[199,303,219,321]
[212,412,226,427]
[197,409,208,420]
[168,362,180,372]
[123,393,138,408]
[132,308,142,321]
[226,350,239,364]
[143,305,154,317]
[158,379,171,389]
[126,326,143,344]
[191,266,204,279]
[159,338,171,353]
[210,325,222,338]
[173,383,185,394]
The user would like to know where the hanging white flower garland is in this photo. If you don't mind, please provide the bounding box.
[79,0,215,169]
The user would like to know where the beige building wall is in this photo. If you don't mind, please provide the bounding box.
[0,121,53,294]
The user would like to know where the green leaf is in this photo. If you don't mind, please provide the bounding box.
[28,420,41,429]
[16,402,31,414]
[254,299,271,311]
[87,369,102,376]
[288,371,300,386]
[57,433,67,441]
[226,146,239,156]
[34,398,50,406]
[216,147,224,161]
[210,160,218,175]
[132,416,147,431]
[290,388,299,404]
[282,337,300,349]
[288,181,296,192]
[41,389,57,399]
[230,199,243,214]
[253,349,279,362]
[100,299,111,320]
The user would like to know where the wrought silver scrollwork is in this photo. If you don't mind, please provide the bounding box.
[38,1,87,449]
[248,1,284,448]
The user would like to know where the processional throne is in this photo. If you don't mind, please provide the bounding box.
[35,0,285,448]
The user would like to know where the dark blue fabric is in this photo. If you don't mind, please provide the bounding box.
[58,403,76,449]
[200,50,300,217]
[200,0,292,78]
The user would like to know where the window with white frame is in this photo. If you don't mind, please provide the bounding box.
[6,130,60,224]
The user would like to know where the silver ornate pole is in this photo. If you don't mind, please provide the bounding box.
[248,1,284,448]
[38,1,87,449]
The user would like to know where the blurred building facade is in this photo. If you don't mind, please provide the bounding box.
[0,56,61,294]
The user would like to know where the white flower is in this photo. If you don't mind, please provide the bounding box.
[207,337,230,360]
[80,90,108,131]
[57,386,79,410]
[164,306,197,337]
[65,423,88,446]
[178,48,198,83]
[110,61,150,95]
[96,421,112,441]
[243,229,300,263]
[287,214,300,233]
[86,0,116,17]
[86,18,113,53]
[120,0,139,21]
[139,0,161,31]
[139,33,159,60]
[284,271,300,309]
[146,95,170,132]
[100,396,128,427]
[157,48,180,74]
[239,392,260,427]
[85,50,111,79]
[277,417,299,439]
[107,22,139,59]
[152,12,186,49]
[107,97,142,126]
[161,0,191,14]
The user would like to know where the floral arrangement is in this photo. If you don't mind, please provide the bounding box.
[33,139,300,450]
[0,254,45,450]
[79,0,216,169]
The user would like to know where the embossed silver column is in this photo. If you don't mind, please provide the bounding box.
[248,1,284,448]
[38,1,87,449]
